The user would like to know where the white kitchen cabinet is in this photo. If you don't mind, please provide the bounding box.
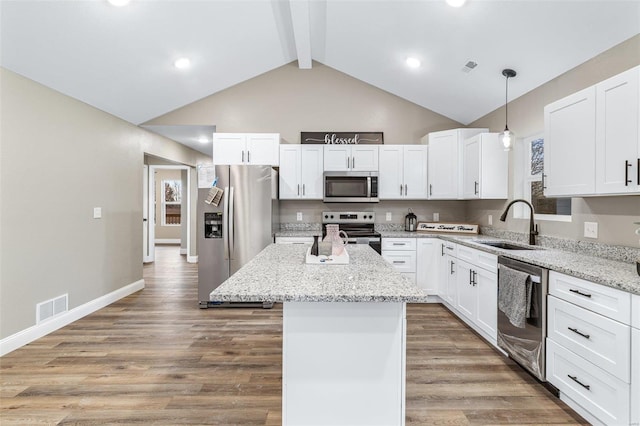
[424,128,487,199]
[416,238,440,297]
[632,294,640,426]
[279,145,323,199]
[462,133,508,199]
[544,65,640,197]
[438,241,457,305]
[379,145,428,199]
[323,145,379,172]
[382,238,416,284]
[213,133,280,166]
[595,66,640,194]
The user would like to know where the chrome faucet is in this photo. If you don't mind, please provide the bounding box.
[500,199,539,245]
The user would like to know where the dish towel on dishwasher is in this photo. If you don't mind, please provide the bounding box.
[498,264,532,328]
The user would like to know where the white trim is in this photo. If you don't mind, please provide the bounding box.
[187,255,198,264]
[0,279,144,356]
[180,248,187,255]
[155,238,180,244]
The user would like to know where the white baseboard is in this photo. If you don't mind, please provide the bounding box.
[0,279,145,357]
[187,255,198,263]
[180,248,187,255]
[155,239,180,244]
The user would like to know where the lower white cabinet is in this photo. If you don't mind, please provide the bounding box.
[382,238,416,284]
[416,238,440,297]
[275,236,314,244]
[632,294,640,426]
[547,271,634,426]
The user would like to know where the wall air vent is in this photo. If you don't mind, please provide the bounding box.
[36,294,68,323]
[462,61,478,73]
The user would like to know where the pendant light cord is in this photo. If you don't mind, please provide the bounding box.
[504,75,509,131]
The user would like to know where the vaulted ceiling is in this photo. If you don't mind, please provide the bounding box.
[2,1,639,133]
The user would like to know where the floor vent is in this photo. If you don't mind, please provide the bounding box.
[36,294,68,324]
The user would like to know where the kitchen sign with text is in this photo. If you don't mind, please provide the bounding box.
[301,132,384,145]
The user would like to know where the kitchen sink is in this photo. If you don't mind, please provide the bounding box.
[476,241,541,250]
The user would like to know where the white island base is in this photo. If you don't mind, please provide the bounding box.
[283,301,406,426]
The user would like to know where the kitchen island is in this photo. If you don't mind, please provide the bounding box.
[211,243,427,426]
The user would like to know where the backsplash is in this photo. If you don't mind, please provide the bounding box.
[480,226,640,264]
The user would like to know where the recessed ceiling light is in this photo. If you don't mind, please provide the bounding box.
[446,0,466,7]
[174,58,191,70]
[406,57,421,69]
[198,137,208,144]
[108,0,131,7]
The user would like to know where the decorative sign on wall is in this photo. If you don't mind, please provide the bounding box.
[301,132,384,145]
[417,222,479,234]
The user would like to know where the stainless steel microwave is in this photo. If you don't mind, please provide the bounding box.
[323,171,379,203]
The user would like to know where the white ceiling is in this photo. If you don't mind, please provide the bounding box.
[2,0,639,148]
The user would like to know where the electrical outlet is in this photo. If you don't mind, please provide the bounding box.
[584,222,598,239]
[433,212,439,222]
[296,212,303,221]
[93,207,102,219]
[488,214,493,225]
[385,212,392,221]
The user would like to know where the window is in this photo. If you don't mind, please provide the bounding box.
[514,134,571,221]
[162,180,182,226]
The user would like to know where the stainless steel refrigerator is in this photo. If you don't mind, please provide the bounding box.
[197,165,278,308]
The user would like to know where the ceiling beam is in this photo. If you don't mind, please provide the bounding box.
[288,0,312,69]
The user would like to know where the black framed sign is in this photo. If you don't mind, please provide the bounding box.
[301,132,384,145]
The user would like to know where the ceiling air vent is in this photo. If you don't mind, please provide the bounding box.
[462,61,478,73]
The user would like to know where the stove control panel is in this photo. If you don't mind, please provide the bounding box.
[322,211,375,224]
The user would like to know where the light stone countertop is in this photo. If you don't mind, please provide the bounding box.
[210,244,428,303]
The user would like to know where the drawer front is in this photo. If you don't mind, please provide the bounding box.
[382,238,416,251]
[455,245,497,273]
[456,244,476,263]
[633,293,640,329]
[440,241,457,258]
[275,237,314,244]
[548,296,630,382]
[546,339,630,426]
[549,271,631,324]
[382,251,417,273]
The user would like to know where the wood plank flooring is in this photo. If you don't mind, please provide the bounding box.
[1,245,587,425]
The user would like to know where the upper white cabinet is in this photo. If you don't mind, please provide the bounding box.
[462,133,508,199]
[423,128,487,199]
[544,65,640,196]
[279,145,324,200]
[323,145,379,172]
[378,145,428,199]
[595,66,640,194]
[213,133,280,166]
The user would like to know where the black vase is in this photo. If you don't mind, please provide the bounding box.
[636,260,640,276]
[311,235,319,256]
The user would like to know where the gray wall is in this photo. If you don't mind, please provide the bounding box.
[468,35,640,247]
[0,68,209,340]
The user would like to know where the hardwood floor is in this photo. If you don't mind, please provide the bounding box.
[1,245,586,425]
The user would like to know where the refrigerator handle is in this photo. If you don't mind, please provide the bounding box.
[222,186,230,260]
[228,186,235,259]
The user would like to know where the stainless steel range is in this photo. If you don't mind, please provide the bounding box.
[321,211,381,254]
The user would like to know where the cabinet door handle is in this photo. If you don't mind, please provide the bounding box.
[474,181,479,195]
[400,184,404,196]
[392,243,405,246]
[247,151,250,163]
[625,160,632,186]
[393,260,406,264]
[441,245,445,256]
[242,150,245,163]
[568,327,590,339]
[302,184,305,196]
[469,269,473,285]
[429,184,433,196]
[352,157,355,169]
[450,260,455,274]
[569,288,592,298]
[567,375,590,390]
[297,184,300,196]
[472,271,477,286]
[404,184,408,195]
[637,158,639,185]
[542,173,547,190]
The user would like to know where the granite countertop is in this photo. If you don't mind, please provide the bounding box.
[210,244,428,303]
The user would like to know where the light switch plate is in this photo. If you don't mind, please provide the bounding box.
[433,212,439,222]
[488,214,493,225]
[386,212,392,221]
[584,222,598,239]
[296,212,303,221]
[93,207,102,219]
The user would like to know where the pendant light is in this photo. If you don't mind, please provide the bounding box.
[500,68,517,151]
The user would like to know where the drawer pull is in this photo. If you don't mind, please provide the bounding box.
[569,288,592,298]
[568,327,590,339]
[392,243,406,246]
[567,374,591,390]
[393,260,406,264]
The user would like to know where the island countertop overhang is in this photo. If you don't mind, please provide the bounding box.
[210,244,428,303]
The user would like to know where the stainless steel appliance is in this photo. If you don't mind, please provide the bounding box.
[321,211,381,254]
[323,171,379,203]
[497,256,549,381]
[198,165,278,308]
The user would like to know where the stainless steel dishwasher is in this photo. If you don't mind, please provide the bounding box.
[497,256,549,382]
